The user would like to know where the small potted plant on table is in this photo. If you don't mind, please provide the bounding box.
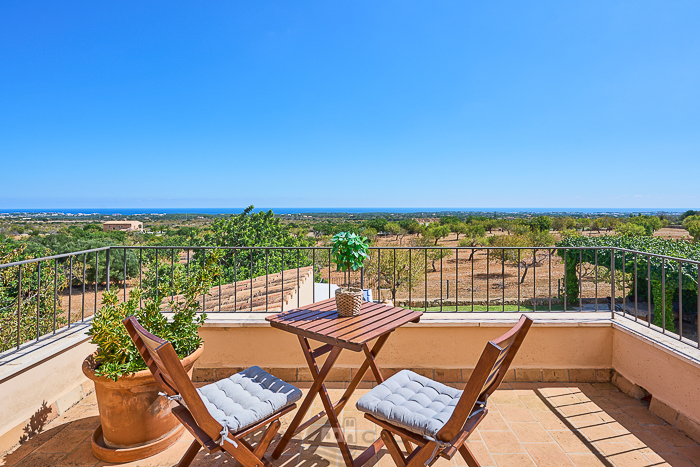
[82,252,220,463]
[330,232,370,317]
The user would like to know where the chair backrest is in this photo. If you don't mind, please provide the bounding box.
[436,315,533,442]
[122,316,223,440]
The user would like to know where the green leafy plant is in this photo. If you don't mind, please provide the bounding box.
[330,232,370,272]
[87,251,221,381]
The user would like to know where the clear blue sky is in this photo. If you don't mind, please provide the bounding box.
[1,1,698,210]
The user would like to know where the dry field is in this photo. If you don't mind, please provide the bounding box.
[55,228,692,321]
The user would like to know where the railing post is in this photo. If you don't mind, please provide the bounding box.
[106,248,111,291]
[611,248,615,319]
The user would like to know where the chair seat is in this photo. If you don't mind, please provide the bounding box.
[356,370,462,439]
[198,366,302,433]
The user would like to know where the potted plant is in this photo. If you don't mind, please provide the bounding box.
[330,232,370,317]
[82,251,221,462]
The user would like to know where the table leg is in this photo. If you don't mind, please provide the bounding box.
[272,338,343,459]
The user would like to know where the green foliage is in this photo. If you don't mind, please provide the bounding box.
[627,215,663,236]
[365,218,388,232]
[439,216,461,225]
[1,240,68,352]
[530,216,552,233]
[488,231,555,283]
[385,222,403,240]
[330,232,370,272]
[616,223,646,237]
[552,217,576,231]
[398,220,421,235]
[364,247,425,302]
[87,251,221,381]
[201,206,314,283]
[424,224,451,245]
[556,235,700,332]
[683,215,700,242]
[680,210,700,222]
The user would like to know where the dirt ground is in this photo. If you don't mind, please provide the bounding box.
[56,228,692,321]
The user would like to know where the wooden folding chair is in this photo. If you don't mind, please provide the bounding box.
[356,315,533,467]
[123,316,302,467]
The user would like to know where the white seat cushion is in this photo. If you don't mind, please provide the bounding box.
[356,370,462,438]
[198,366,302,433]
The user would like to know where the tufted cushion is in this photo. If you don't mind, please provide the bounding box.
[198,366,302,433]
[356,370,462,439]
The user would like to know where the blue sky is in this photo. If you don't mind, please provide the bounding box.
[1,1,698,210]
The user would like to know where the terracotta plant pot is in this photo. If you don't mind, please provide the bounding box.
[82,345,203,463]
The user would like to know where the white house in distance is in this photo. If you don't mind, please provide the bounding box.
[412,217,439,226]
[102,220,144,232]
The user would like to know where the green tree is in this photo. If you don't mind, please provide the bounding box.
[201,206,314,283]
[385,222,403,241]
[683,215,700,242]
[1,240,68,352]
[450,222,467,241]
[488,231,555,283]
[364,248,425,303]
[617,223,646,237]
[629,215,663,236]
[398,219,421,235]
[530,216,552,233]
[424,224,451,246]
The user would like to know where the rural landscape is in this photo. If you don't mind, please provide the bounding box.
[3,207,700,352]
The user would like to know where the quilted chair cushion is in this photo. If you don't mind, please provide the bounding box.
[356,370,463,439]
[198,366,302,433]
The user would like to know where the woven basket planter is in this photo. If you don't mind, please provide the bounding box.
[335,288,363,317]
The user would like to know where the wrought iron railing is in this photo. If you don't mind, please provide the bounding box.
[1,246,698,355]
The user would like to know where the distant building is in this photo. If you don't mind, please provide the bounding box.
[103,220,143,232]
[413,218,439,226]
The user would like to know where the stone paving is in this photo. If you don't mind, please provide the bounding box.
[2,381,700,467]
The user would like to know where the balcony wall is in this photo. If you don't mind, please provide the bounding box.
[2,312,700,457]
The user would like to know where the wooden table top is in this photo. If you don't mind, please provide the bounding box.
[266,298,422,352]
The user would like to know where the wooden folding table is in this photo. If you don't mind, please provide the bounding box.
[267,298,422,467]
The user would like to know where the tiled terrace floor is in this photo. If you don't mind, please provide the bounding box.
[3,381,700,467]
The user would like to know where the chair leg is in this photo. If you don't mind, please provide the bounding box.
[401,436,414,454]
[254,419,281,459]
[176,439,202,467]
[405,441,440,467]
[381,430,407,467]
[458,444,481,467]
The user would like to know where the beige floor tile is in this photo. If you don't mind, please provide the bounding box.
[622,431,677,454]
[35,430,92,454]
[578,423,624,443]
[523,443,576,467]
[498,405,537,423]
[509,422,552,443]
[532,411,570,431]
[549,430,593,454]
[480,431,526,454]
[647,425,697,447]
[489,390,523,406]
[518,395,550,412]
[479,412,511,431]
[645,452,697,467]
[608,450,659,467]
[674,445,700,465]
[455,441,495,467]
[13,451,67,467]
[599,391,644,408]
[592,441,634,457]
[54,441,98,467]
[491,453,536,467]
[621,406,666,426]
[567,453,607,466]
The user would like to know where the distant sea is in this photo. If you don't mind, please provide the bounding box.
[0,207,689,215]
